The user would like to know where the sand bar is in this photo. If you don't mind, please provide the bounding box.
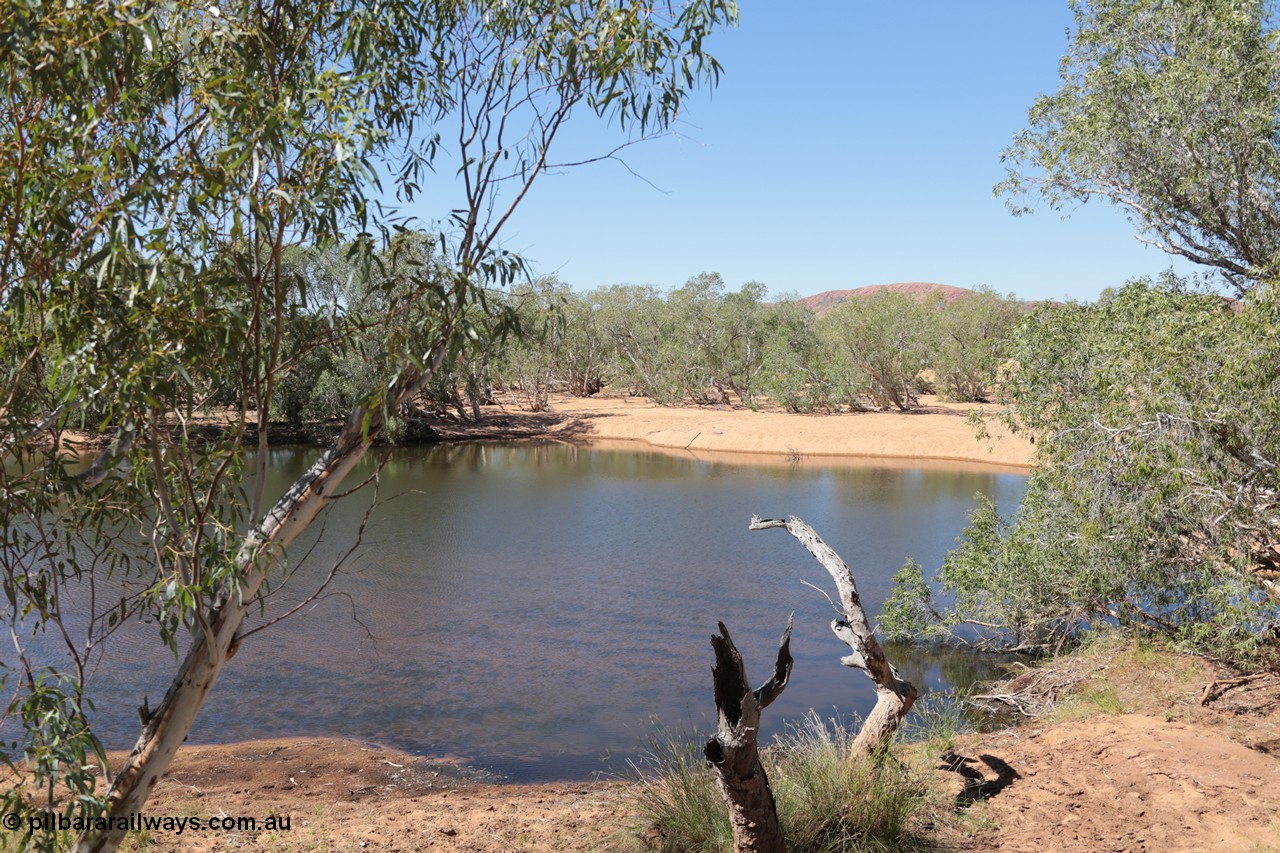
[546,394,1034,469]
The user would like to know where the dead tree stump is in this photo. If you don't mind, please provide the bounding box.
[704,618,793,853]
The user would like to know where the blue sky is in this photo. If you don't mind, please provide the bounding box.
[420,2,1203,303]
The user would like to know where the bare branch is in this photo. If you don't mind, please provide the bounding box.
[749,514,917,757]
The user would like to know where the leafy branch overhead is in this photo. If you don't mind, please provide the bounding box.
[999,0,1280,293]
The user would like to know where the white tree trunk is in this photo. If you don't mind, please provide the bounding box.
[72,362,438,853]
[749,515,917,758]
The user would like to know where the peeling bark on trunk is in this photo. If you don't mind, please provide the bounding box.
[73,356,445,853]
[704,618,793,853]
[749,514,917,758]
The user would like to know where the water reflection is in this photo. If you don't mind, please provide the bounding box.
[67,442,1025,781]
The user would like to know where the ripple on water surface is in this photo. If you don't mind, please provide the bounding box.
[50,442,1026,781]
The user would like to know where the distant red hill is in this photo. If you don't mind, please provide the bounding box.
[799,283,975,316]
[796,282,1057,317]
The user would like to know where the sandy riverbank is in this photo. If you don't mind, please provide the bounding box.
[445,392,1036,469]
[57,393,1035,470]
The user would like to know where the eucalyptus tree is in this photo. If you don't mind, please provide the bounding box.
[932,287,1021,402]
[270,234,482,429]
[494,275,572,411]
[944,0,1280,661]
[604,273,769,407]
[717,280,769,404]
[496,277,617,405]
[999,0,1280,293]
[755,297,831,413]
[558,288,612,396]
[883,280,1280,660]
[0,1,737,849]
[665,272,734,404]
[817,291,935,411]
[593,283,672,398]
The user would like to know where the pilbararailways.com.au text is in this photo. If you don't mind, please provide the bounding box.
[5,811,291,836]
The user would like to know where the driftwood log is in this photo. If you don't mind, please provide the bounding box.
[704,618,793,853]
[749,514,917,757]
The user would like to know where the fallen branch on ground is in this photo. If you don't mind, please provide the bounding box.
[1199,672,1275,706]
[968,662,1098,718]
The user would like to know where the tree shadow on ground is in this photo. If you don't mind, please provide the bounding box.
[941,751,1022,809]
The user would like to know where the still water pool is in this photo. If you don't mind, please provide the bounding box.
[81,441,1026,781]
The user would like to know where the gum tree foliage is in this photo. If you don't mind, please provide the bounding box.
[488,281,618,401]
[490,281,618,402]
[494,275,572,412]
[660,273,769,405]
[816,291,935,412]
[715,279,769,405]
[754,297,831,413]
[555,287,613,397]
[663,272,734,404]
[588,273,732,405]
[0,0,736,849]
[591,283,670,398]
[516,274,774,407]
[266,238,405,427]
[882,279,1280,660]
[268,234,487,431]
[998,0,1280,294]
[471,283,1019,413]
[890,0,1280,663]
[932,287,1022,403]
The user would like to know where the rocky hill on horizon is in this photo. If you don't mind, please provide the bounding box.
[799,282,973,316]
[799,282,1051,316]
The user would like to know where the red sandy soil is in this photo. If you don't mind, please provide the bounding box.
[543,392,1033,468]
[62,648,1276,852]
[107,740,633,852]
[57,391,1034,470]
[956,715,1280,852]
[945,646,1280,853]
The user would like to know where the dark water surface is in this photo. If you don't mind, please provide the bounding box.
[79,442,1026,781]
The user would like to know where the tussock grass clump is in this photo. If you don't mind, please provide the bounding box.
[627,727,733,853]
[630,713,941,853]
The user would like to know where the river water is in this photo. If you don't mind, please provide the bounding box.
[74,441,1026,781]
